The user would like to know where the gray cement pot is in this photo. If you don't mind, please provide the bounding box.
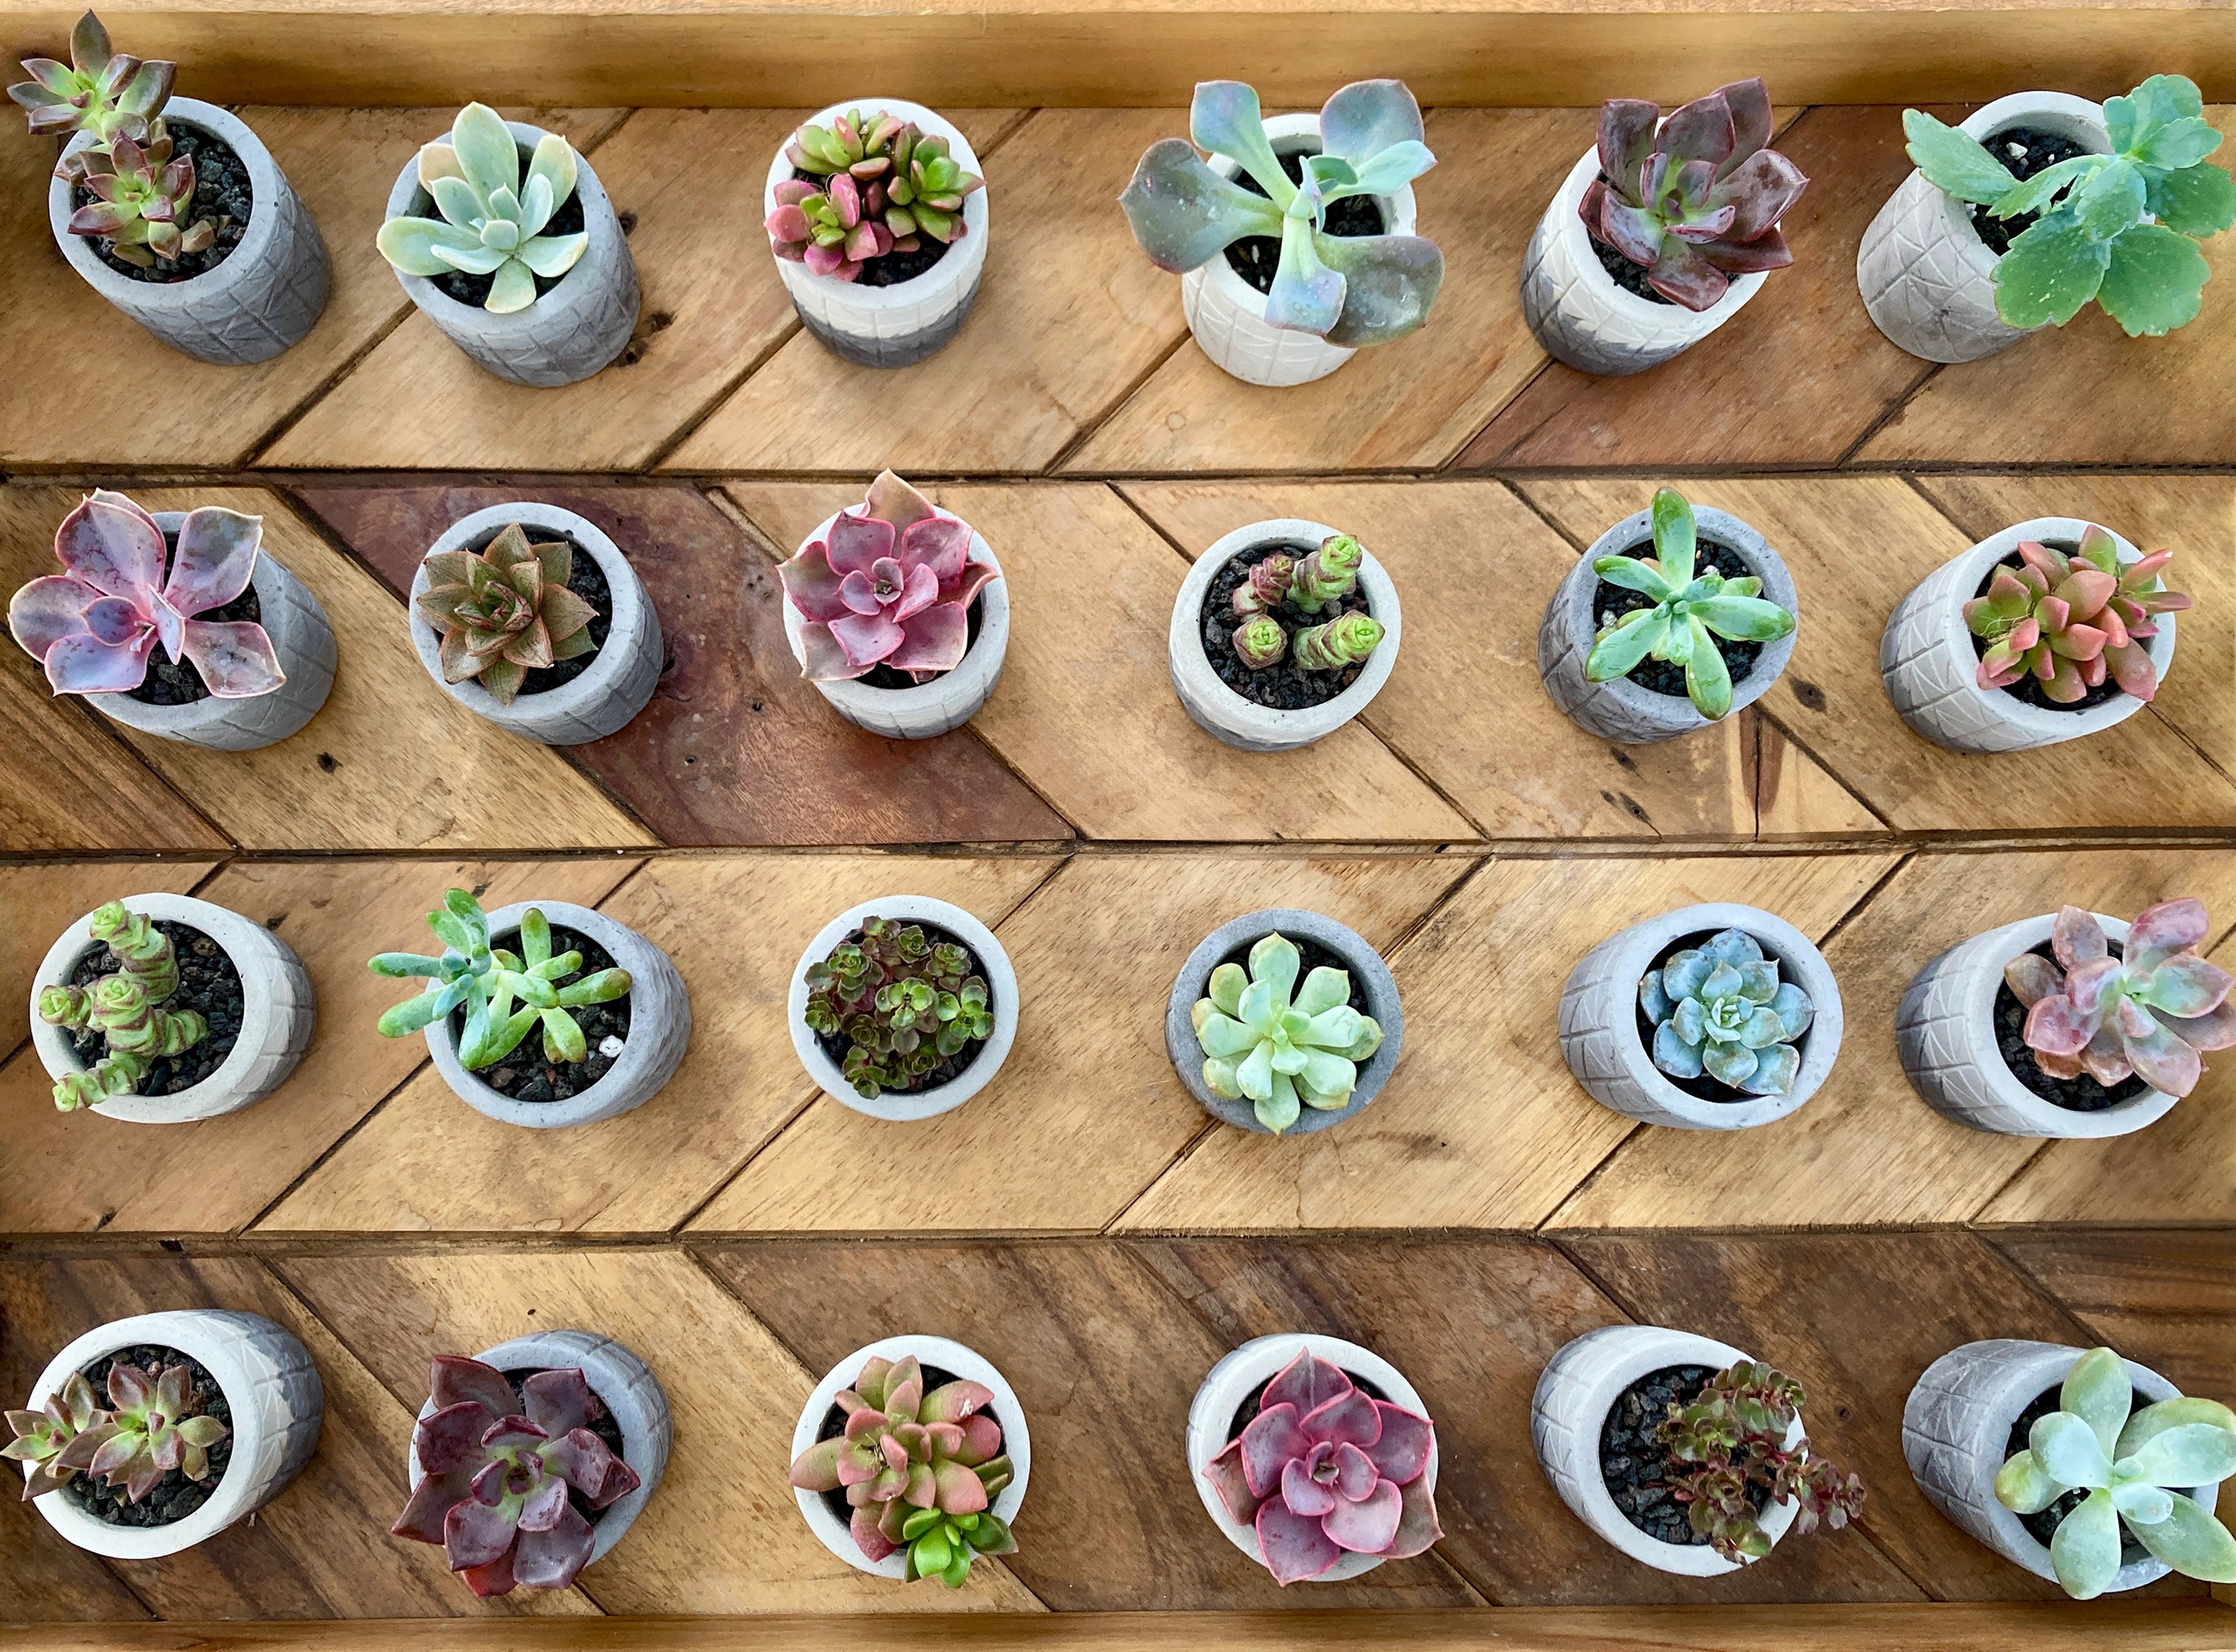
[1165,908,1403,1135]
[384,118,638,386]
[52,98,330,365]
[1538,503,1798,745]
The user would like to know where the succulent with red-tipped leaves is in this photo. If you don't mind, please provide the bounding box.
[2007,901,2236,1098]
[1964,526,2189,704]
[1657,1360,1863,1561]
[19,1357,229,1505]
[9,10,175,146]
[768,116,981,280]
[415,522,600,706]
[63,129,215,266]
[5,1372,112,1499]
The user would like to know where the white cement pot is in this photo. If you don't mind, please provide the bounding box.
[788,896,1018,1122]
[1179,114,1419,389]
[410,1329,670,1573]
[1164,908,1404,1135]
[780,505,1007,741]
[1169,517,1401,753]
[1904,1339,2209,1593]
[1881,518,2173,754]
[1858,93,2110,365]
[420,900,689,1130]
[1521,144,1767,377]
[765,99,989,368]
[409,502,662,746]
[1187,1332,1438,1583]
[52,98,330,365]
[24,1309,322,1558]
[30,892,314,1124]
[1898,910,2176,1138]
[1559,902,1842,1130]
[383,117,639,387]
[790,1334,1031,1579]
[1538,503,1798,747]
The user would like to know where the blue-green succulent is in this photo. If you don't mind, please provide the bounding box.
[1640,927,1813,1096]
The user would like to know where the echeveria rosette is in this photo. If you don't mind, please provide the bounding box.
[65,130,215,266]
[9,10,175,144]
[1119,79,1445,348]
[1963,527,2189,705]
[14,1359,230,1506]
[1994,1346,2236,1599]
[1582,487,1795,720]
[2005,901,2236,1098]
[1583,79,1808,311]
[1191,933,1384,1134]
[9,489,284,700]
[778,471,998,683]
[1641,927,1814,1096]
[415,521,600,707]
[376,102,588,315]
[3,1371,110,1499]
[1204,1350,1440,1584]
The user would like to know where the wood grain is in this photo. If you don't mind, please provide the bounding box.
[1990,1229,2236,1400]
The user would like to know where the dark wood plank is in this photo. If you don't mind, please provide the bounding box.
[1990,1230,2236,1402]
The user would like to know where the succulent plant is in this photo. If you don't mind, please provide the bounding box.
[371,890,632,1072]
[1204,1349,1440,1585]
[1230,552,1297,620]
[1121,79,1444,347]
[1583,487,1795,721]
[769,114,982,279]
[1292,613,1384,672]
[1640,926,1814,1096]
[1287,534,1365,615]
[1996,1346,2236,1598]
[803,915,994,1100]
[62,129,216,266]
[394,1355,641,1597]
[1232,615,1287,668]
[415,521,599,707]
[9,10,174,147]
[9,490,283,701]
[7,1358,228,1505]
[5,1372,109,1499]
[788,109,907,178]
[788,1353,1017,1586]
[777,472,999,684]
[1965,528,2189,705]
[1904,75,2236,337]
[376,103,588,314]
[2006,901,2235,1098]
[1191,932,1383,1133]
[36,900,208,1112]
[1655,1360,1863,1562]
[1585,79,1808,311]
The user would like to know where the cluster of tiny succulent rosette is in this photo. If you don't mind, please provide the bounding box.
[765,109,983,282]
[1225,534,1385,675]
[1963,526,2188,704]
[1640,928,1814,1098]
[36,900,211,1111]
[802,916,994,1100]
[1190,933,1383,1133]
[414,521,601,706]
[1651,1360,1863,1560]
[6,1359,229,1504]
[2008,901,2234,1098]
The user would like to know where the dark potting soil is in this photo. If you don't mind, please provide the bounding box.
[852,595,983,692]
[75,124,252,284]
[1970,545,2122,713]
[1634,928,1803,1105]
[1227,1367,1391,1444]
[123,532,263,706]
[446,925,632,1103]
[1201,541,1373,712]
[789,166,954,286]
[59,1345,232,1526]
[1593,539,1764,701]
[1993,938,2150,1112]
[811,921,992,1095]
[1968,127,2088,257]
[425,153,586,307]
[2009,1382,2157,1563]
[1600,1364,1770,1546]
[1225,147,1387,294]
[1215,933,1370,1018]
[502,1367,628,1527]
[815,1363,1005,1529]
[66,919,239,1093]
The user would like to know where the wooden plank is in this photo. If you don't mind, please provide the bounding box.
[1117,850,1898,1232]
[0,859,218,1064]
[288,482,1073,846]
[1752,719,1888,838]
[1990,1229,2236,1400]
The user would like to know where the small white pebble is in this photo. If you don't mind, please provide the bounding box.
[2005,141,2027,161]
[598,1035,626,1059]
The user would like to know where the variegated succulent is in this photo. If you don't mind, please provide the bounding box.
[769,111,983,280]
[9,10,175,147]
[1965,527,2189,704]
[415,522,599,706]
[37,901,209,1112]
[376,104,588,314]
[2008,901,2234,1098]
[1191,932,1383,1133]
[1640,927,1814,1096]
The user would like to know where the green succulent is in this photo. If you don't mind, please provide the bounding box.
[376,102,588,314]
[1191,932,1382,1134]
[1640,927,1814,1096]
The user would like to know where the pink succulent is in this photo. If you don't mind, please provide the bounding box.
[1204,1350,1442,1585]
[9,489,284,698]
[2007,900,2236,1098]
[777,470,999,683]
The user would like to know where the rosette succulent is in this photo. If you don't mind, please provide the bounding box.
[376,102,588,314]
[1657,1360,1864,1561]
[415,521,599,706]
[5,1359,228,1505]
[37,900,209,1112]
[1204,1349,1440,1584]
[1292,613,1383,671]
[9,10,175,146]
[64,129,215,266]
[1121,79,1444,346]
[1641,926,1814,1096]
[768,111,982,278]
[1996,1346,2236,1598]
[1964,528,2188,704]
[2007,901,2235,1097]
[802,915,994,1099]
[4,1371,108,1499]
[1191,932,1383,1133]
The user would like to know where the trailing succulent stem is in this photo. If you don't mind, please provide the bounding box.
[802,915,995,1099]
[377,103,588,314]
[1640,926,1813,1096]
[416,522,600,707]
[1192,932,1382,1133]
[36,900,208,1112]
[1963,527,2188,704]
[1655,1361,1863,1562]
[5,1357,227,1505]
[2005,901,2235,1097]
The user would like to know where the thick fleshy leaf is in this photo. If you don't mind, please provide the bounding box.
[1318,78,1426,167]
[1653,1019,1706,1079]
[887,602,970,674]
[431,1356,519,1418]
[1265,218,1346,336]
[1204,1437,1263,1522]
[2130,1423,2236,1488]
[789,1436,844,1491]
[2050,1487,2123,1598]
[1317,231,1444,347]
[1300,1388,1381,1452]
[1737,1041,1799,1096]
[1117,139,1283,273]
[776,542,852,624]
[1597,99,1659,198]
[1905,109,2019,205]
[42,628,155,694]
[510,1501,596,1589]
[523,134,578,233]
[1363,1402,1433,1485]
[2146,161,2236,238]
[179,619,284,698]
[1994,214,2111,328]
[450,103,520,197]
[518,232,586,280]
[415,1400,497,1476]
[444,1492,521,1571]
[515,1473,569,1534]
[1659,91,1738,168]
[824,512,897,579]
[393,1466,470,1541]
[2128,1492,2236,1584]
[8,576,98,661]
[1254,1495,1344,1584]
[521,1368,593,1437]
[59,492,164,600]
[2123,1009,2203,1097]
[2053,905,2110,969]
[1382,1473,1443,1559]
[2143,953,2235,1019]
[2032,1410,2114,1489]
[1333,139,1435,202]
[1322,1475,1403,1554]
[1711,148,1807,240]
[1997,1448,2064,1515]
[1702,1038,1759,1088]
[1646,238,1731,309]
[162,507,261,615]
[852,1501,898,1560]
[2128,898,2209,972]
[920,1379,993,1426]
[1280,1455,1338,1517]
[2163,1000,2236,1052]
[1693,593,1796,643]
[1770,982,1814,1041]
[1190,81,1293,206]
[1262,1352,1353,1418]
[1685,617,1735,719]
[1240,1403,1311,1498]
[484,259,537,314]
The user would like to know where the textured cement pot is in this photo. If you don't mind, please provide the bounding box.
[1187,1333,1438,1583]
[409,502,662,746]
[791,1334,1031,1579]
[1169,518,1402,752]
[1165,908,1404,1135]
[788,896,1018,1122]
[1858,93,2110,365]
[1539,503,1798,745]
[384,117,638,386]
[780,505,1007,740]
[411,1329,669,1573]
[1534,1324,1803,1575]
[30,892,314,1124]
[52,98,330,364]
[1881,518,2173,754]
[1559,901,1842,1130]
[1898,910,2177,1138]
[1904,1339,2210,1593]
[24,1309,322,1558]
[1521,143,1767,377]
[420,901,689,1130]
[765,99,989,368]
[1180,114,1420,389]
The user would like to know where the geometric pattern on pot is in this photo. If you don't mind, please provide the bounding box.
[1881,517,2174,754]
[1558,901,1844,1129]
